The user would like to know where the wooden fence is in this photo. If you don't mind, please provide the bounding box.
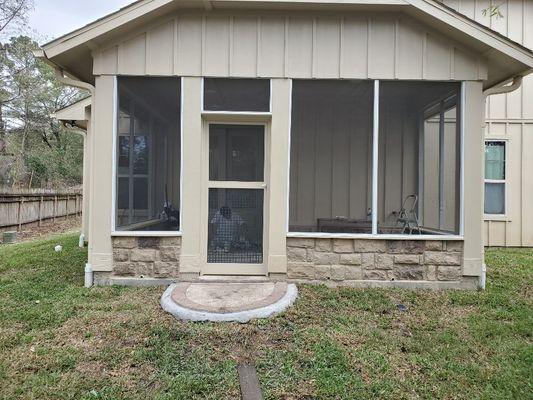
[0,188,82,231]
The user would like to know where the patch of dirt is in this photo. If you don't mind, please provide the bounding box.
[1,216,82,243]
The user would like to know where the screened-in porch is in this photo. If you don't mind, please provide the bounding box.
[112,77,462,243]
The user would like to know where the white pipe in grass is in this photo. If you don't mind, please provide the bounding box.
[84,263,93,288]
[479,264,487,291]
[78,233,85,248]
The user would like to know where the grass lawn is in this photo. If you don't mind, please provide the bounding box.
[0,234,531,399]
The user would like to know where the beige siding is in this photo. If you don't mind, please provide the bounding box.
[442,0,533,246]
[93,11,487,81]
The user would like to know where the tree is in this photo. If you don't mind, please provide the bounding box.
[482,1,504,19]
[0,0,33,36]
[0,0,32,155]
[0,35,85,188]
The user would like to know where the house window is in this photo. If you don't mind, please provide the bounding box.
[484,141,506,215]
[115,77,181,231]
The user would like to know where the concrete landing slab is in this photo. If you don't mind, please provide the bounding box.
[160,282,298,322]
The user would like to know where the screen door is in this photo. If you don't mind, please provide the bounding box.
[204,124,267,275]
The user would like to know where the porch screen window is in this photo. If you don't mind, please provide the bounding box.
[484,141,506,215]
[289,80,374,234]
[203,78,270,112]
[115,77,181,231]
[378,81,461,235]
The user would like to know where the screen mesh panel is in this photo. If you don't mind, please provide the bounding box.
[208,188,263,264]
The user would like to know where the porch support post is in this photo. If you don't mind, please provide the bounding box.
[372,80,380,235]
[462,81,484,278]
[87,75,115,272]
[268,79,291,275]
[179,77,203,276]
[81,114,92,242]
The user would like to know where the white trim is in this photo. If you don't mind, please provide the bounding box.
[179,77,184,230]
[287,232,463,241]
[372,80,379,235]
[112,231,182,237]
[459,81,465,236]
[111,76,118,231]
[483,138,507,217]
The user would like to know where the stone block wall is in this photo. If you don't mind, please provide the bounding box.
[112,236,181,279]
[287,238,463,282]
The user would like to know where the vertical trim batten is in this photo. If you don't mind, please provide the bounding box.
[372,80,380,235]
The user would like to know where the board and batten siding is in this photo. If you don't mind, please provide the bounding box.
[441,0,533,247]
[93,12,488,81]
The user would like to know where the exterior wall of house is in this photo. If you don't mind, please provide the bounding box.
[86,9,487,288]
[441,0,533,247]
[92,11,487,81]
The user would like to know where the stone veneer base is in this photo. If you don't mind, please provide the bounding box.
[94,272,479,290]
[100,236,476,290]
[286,237,469,285]
[111,236,181,279]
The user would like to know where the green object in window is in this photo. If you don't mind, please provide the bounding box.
[485,141,505,180]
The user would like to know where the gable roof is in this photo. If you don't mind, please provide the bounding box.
[52,97,92,130]
[37,0,533,87]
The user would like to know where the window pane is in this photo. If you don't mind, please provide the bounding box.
[204,78,270,112]
[208,188,263,264]
[118,136,130,175]
[133,177,148,210]
[485,183,505,214]
[133,135,149,174]
[289,80,373,233]
[134,105,150,135]
[118,99,131,134]
[485,141,505,180]
[116,77,181,231]
[117,177,129,210]
[209,125,264,181]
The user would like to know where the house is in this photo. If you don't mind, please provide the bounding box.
[36,0,533,289]
[438,0,533,248]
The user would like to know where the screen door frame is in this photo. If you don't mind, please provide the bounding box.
[200,120,270,276]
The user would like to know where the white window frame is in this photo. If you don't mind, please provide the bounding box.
[111,76,184,237]
[484,138,507,219]
[286,79,465,241]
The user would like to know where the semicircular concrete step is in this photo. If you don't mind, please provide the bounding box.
[161,282,298,322]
